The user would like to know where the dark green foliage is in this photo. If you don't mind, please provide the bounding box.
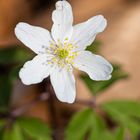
[81,64,128,95]
[65,108,126,140]
[65,108,94,140]
[102,101,140,139]
[2,123,24,140]
[0,117,52,140]
[18,117,52,140]
[0,46,33,64]
[0,75,12,108]
[0,46,33,109]
[86,40,101,54]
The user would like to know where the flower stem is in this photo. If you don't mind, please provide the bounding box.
[76,98,96,108]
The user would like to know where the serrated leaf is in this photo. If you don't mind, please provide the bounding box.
[81,64,128,95]
[102,100,140,139]
[65,108,94,140]
[18,117,52,140]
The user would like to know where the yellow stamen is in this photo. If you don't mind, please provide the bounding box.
[47,40,79,70]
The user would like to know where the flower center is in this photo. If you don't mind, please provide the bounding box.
[58,49,69,59]
[46,38,78,70]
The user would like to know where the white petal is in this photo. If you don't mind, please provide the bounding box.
[15,22,53,54]
[50,67,76,103]
[70,15,107,51]
[51,1,73,44]
[19,54,53,85]
[74,51,113,81]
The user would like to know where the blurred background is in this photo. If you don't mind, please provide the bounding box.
[0,0,140,140]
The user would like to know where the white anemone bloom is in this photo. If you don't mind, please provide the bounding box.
[15,0,113,103]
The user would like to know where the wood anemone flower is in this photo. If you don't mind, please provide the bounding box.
[15,0,113,103]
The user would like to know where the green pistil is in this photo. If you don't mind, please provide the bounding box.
[58,49,69,59]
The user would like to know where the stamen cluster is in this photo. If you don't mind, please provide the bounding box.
[47,39,78,70]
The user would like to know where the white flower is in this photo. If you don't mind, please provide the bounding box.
[15,0,113,103]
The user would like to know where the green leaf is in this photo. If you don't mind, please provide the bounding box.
[10,123,24,140]
[0,120,6,139]
[0,119,6,128]
[18,117,52,140]
[98,131,115,140]
[88,111,124,140]
[81,64,128,95]
[66,108,126,140]
[102,100,140,139]
[9,65,22,81]
[0,47,33,108]
[65,108,94,140]
[103,100,140,118]
[90,127,125,140]
[38,138,52,140]
[0,120,6,136]
[2,123,24,140]
[115,127,125,140]
[0,75,12,108]
[2,129,11,140]
[0,47,33,64]
[89,112,106,140]
[86,40,101,54]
